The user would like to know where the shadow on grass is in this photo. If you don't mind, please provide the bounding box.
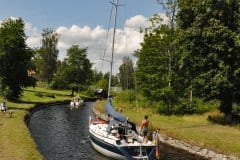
[8,99,68,112]
[23,88,71,97]
[208,114,240,126]
[8,100,41,111]
[8,107,30,111]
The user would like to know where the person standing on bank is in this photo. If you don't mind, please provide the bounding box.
[140,115,149,143]
[1,101,7,112]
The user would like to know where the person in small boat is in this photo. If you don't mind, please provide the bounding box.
[140,115,149,143]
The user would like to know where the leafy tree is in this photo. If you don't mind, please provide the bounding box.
[177,0,240,117]
[103,72,119,87]
[50,60,69,89]
[51,45,92,90]
[0,18,36,100]
[112,74,119,87]
[136,24,178,103]
[65,45,92,85]
[136,14,180,110]
[157,0,178,29]
[97,79,108,90]
[32,48,44,81]
[38,28,59,86]
[92,70,104,84]
[119,56,135,90]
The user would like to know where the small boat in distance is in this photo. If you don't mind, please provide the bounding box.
[70,96,83,109]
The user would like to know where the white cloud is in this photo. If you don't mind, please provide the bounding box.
[25,23,41,48]
[25,15,152,74]
[125,15,149,29]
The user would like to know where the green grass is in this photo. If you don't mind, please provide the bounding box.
[0,87,72,160]
[1,87,239,159]
[95,100,240,157]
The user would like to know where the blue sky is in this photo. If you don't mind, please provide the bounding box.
[0,0,164,74]
[0,0,161,29]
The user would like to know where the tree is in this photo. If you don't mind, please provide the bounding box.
[50,60,69,89]
[66,45,92,85]
[157,0,178,30]
[38,28,59,86]
[103,72,119,87]
[92,70,104,84]
[135,24,179,104]
[0,18,36,100]
[97,79,108,90]
[135,5,181,109]
[119,56,135,90]
[177,0,240,117]
[51,45,92,91]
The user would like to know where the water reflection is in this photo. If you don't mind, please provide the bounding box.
[28,102,205,160]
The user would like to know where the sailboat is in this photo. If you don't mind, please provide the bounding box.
[89,100,156,160]
[89,0,156,159]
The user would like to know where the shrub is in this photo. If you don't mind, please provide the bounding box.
[116,90,136,103]
[232,103,240,115]
[157,98,218,115]
[35,92,43,97]
[84,86,96,97]
[46,93,55,98]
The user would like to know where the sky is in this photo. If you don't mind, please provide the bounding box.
[0,0,164,74]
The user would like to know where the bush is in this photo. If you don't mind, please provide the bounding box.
[46,93,55,98]
[208,114,240,125]
[157,98,218,115]
[116,90,136,103]
[35,92,55,98]
[232,103,240,115]
[35,92,43,97]
[84,86,96,97]
[50,80,68,90]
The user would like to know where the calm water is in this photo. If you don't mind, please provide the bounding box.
[28,102,205,160]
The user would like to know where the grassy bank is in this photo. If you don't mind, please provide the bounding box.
[0,87,72,160]
[94,100,240,157]
[1,86,239,159]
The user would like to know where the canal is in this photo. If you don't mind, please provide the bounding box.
[28,102,205,160]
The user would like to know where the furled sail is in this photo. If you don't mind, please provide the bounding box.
[105,99,126,122]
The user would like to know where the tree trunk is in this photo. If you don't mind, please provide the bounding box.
[71,87,75,97]
[220,92,233,123]
[225,113,232,124]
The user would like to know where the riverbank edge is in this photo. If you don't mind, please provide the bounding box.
[24,97,97,136]
[23,96,98,159]
[22,100,71,159]
[92,106,240,160]
[24,100,70,125]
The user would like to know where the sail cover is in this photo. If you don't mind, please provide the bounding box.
[105,99,126,122]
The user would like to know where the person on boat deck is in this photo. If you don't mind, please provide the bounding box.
[140,115,149,143]
[107,114,116,133]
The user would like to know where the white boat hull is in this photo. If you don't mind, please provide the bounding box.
[90,139,126,160]
[89,119,156,160]
[70,98,83,109]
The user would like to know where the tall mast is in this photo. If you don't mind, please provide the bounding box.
[108,0,119,98]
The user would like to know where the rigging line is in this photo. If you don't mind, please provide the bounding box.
[124,0,128,58]
[100,0,114,74]
[108,0,119,98]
